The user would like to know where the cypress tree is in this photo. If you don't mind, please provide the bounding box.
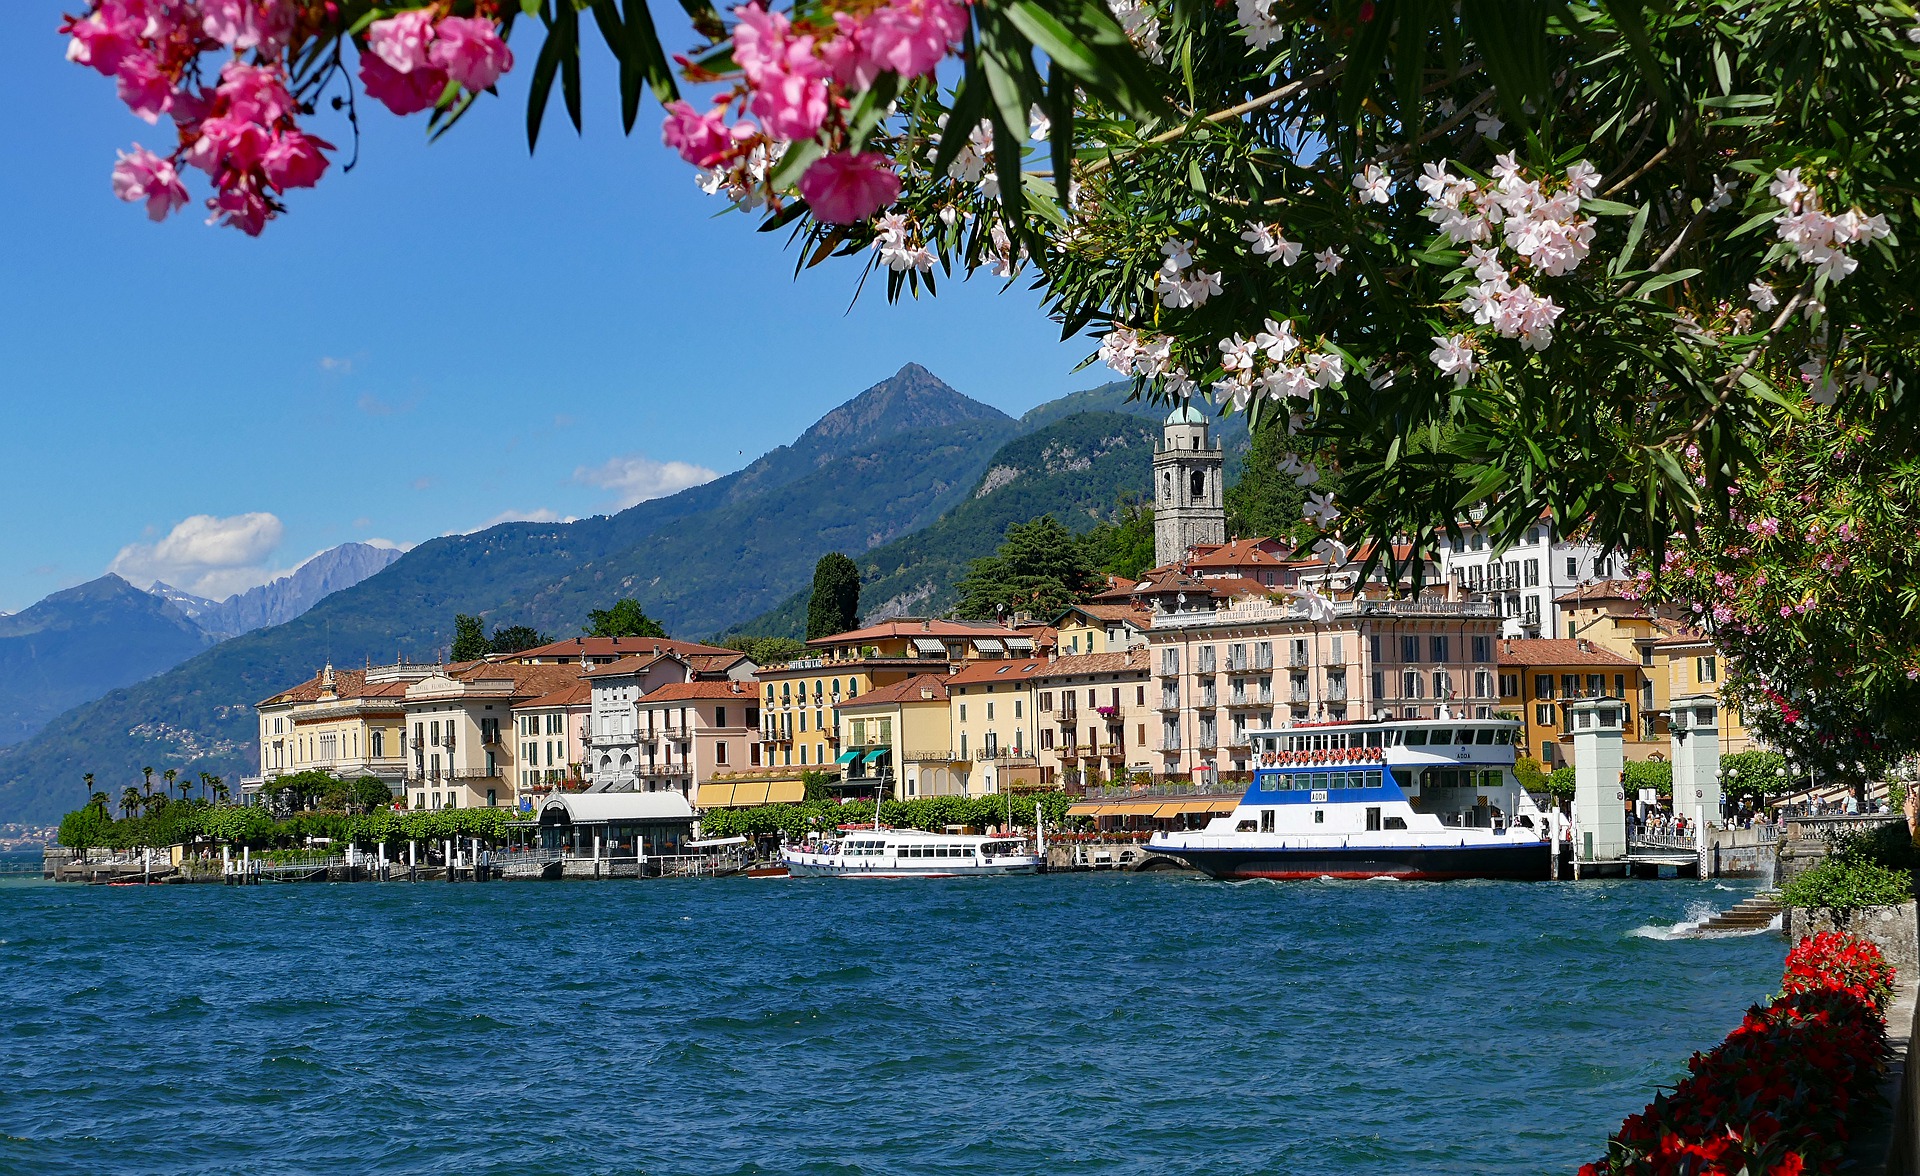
[806,553,861,640]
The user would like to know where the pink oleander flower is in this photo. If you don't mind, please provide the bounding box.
[847,0,969,83]
[429,16,515,91]
[185,115,270,175]
[114,53,174,124]
[799,151,900,223]
[732,5,831,141]
[111,144,190,222]
[202,0,296,52]
[64,3,142,76]
[262,130,332,190]
[209,177,273,236]
[750,65,830,140]
[358,50,449,116]
[216,61,295,127]
[368,9,437,73]
[661,99,753,168]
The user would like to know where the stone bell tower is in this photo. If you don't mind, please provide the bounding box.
[1153,405,1226,566]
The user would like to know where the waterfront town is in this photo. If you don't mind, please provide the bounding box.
[206,410,1758,852]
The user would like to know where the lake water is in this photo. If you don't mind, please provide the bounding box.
[0,872,1783,1175]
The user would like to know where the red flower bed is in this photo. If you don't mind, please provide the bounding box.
[1581,931,1894,1176]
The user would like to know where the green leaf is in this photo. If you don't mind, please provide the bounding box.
[1634,267,1700,297]
[525,9,568,151]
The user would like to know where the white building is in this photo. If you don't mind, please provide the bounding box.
[1433,517,1621,640]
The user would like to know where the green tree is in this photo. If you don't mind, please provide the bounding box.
[351,776,396,814]
[1622,759,1674,800]
[806,552,862,640]
[1081,496,1157,581]
[119,786,140,819]
[954,516,1104,620]
[488,624,549,655]
[1543,766,1577,803]
[163,768,178,801]
[451,613,490,663]
[585,599,667,639]
[1224,422,1310,545]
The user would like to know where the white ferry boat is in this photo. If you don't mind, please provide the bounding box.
[783,827,1042,878]
[1148,715,1557,881]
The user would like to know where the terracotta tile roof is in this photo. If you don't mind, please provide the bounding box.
[1650,627,1716,649]
[450,662,590,697]
[492,636,736,661]
[637,680,754,702]
[1183,537,1297,567]
[840,674,951,707]
[1496,638,1639,667]
[946,660,1048,685]
[1057,603,1151,626]
[683,652,751,675]
[514,682,592,710]
[806,619,1024,646]
[1202,575,1274,600]
[1034,649,1150,679]
[258,668,412,707]
[580,652,683,679]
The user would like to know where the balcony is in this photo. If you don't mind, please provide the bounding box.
[1155,662,1180,678]
[407,768,502,783]
[983,749,1035,763]
[1155,698,1182,712]
[1287,652,1311,668]
[1055,705,1079,725]
[1227,695,1264,709]
[903,748,957,762]
[637,763,687,778]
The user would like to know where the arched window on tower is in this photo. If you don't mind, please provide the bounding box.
[1190,470,1205,500]
[1162,471,1173,502]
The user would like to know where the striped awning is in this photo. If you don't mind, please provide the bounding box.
[912,637,946,654]
[975,638,1006,654]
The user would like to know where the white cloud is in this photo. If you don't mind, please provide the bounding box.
[109,512,287,600]
[319,356,354,375]
[363,537,411,551]
[573,453,719,509]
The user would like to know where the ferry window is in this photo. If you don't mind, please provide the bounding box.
[1260,810,1275,833]
[1475,729,1496,744]
[1366,807,1382,832]
[1384,816,1408,830]
[1403,730,1427,745]
[1458,730,1476,745]
[1366,732,1382,747]
[1429,729,1452,744]
[1495,729,1513,744]
[1313,810,1325,824]
[1237,820,1258,832]
[1312,773,1329,791]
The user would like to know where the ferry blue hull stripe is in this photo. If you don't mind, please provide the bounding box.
[1157,842,1551,881]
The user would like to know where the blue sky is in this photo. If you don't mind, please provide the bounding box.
[0,8,1094,613]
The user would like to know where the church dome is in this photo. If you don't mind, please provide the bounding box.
[1164,403,1208,426]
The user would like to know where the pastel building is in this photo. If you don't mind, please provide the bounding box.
[1032,650,1153,788]
[510,681,591,800]
[246,661,437,802]
[402,662,586,811]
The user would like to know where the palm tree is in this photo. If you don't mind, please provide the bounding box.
[120,787,139,819]
[141,766,154,792]
[83,772,94,805]
[163,768,178,802]
[211,777,229,806]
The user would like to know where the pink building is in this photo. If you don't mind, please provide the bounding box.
[511,681,591,803]
[633,680,760,801]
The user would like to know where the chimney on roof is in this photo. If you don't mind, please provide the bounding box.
[1577,638,1591,653]
[922,618,931,632]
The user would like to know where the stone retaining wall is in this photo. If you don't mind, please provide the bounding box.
[1785,902,1920,972]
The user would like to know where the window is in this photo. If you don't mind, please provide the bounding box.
[1198,645,1217,673]
[1429,635,1450,662]
[486,789,497,807]
[1135,685,1145,706]
[1525,558,1540,587]
[1401,670,1421,698]
[799,745,808,764]
[716,742,728,765]
[1372,671,1384,700]
[1330,636,1344,663]
[372,730,385,758]
[1536,674,1554,699]
[1535,703,1554,726]
[1698,656,1718,683]
[1474,669,1494,698]
[1041,728,1054,749]
[1161,647,1181,675]
[1500,674,1519,698]
[1368,635,1381,662]
[1471,636,1491,663]
[1433,671,1453,699]
[958,704,968,722]
[1400,635,1419,662]
[798,711,807,732]
[986,702,995,721]
[1566,556,1578,578]
[1040,691,1052,711]
[715,706,727,728]
[1015,699,1024,718]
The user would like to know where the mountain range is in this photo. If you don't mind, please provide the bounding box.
[0,365,1246,824]
[151,543,405,639]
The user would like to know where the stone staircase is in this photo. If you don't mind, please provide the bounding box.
[1697,892,1784,934]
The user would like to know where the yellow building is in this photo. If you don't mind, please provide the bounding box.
[1495,638,1660,767]
[1050,604,1149,657]
[945,658,1047,794]
[246,662,436,803]
[754,619,1034,785]
[833,674,955,800]
[1555,582,1755,754]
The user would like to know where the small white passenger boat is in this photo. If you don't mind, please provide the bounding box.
[782,827,1042,878]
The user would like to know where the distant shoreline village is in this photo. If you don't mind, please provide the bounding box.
[46,408,1772,884]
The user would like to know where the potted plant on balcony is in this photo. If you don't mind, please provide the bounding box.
[1095,705,1120,721]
